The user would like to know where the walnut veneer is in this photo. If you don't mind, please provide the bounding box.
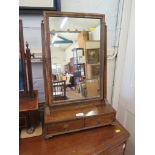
[44,100,116,138]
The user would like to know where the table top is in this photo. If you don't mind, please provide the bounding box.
[19,91,38,112]
[19,120,129,155]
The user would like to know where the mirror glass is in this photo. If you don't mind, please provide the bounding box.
[49,16,101,102]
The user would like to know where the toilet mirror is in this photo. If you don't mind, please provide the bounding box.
[42,12,106,105]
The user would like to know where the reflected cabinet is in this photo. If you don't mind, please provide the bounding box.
[41,11,129,149]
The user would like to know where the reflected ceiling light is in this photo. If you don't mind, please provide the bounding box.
[60,17,68,29]
[89,27,95,32]
[52,34,58,44]
[85,110,96,116]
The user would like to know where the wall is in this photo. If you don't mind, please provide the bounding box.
[32,63,44,102]
[19,14,43,49]
[51,47,66,70]
[90,24,100,40]
[113,0,135,154]
[65,42,78,63]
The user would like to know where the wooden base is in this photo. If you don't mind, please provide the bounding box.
[44,100,116,138]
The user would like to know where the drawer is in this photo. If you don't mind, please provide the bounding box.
[105,143,126,155]
[85,113,115,128]
[96,143,126,155]
[47,119,84,134]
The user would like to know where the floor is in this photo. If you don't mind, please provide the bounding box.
[66,89,84,100]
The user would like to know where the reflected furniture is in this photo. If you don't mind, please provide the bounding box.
[53,80,66,100]
[85,79,99,97]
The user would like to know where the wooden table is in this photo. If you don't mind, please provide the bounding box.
[19,91,39,129]
[19,120,129,155]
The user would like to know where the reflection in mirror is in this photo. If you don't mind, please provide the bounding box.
[49,17,101,102]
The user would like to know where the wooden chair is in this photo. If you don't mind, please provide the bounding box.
[53,80,67,100]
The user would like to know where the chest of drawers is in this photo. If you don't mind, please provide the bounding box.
[44,101,116,138]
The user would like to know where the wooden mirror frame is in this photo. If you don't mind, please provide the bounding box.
[42,11,107,107]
